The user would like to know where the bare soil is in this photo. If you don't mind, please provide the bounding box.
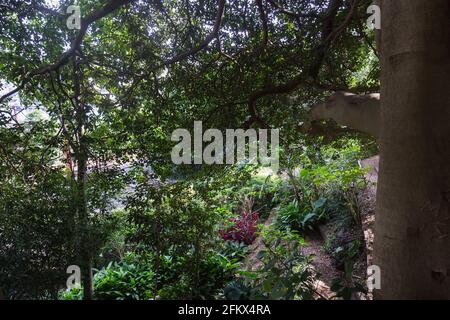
[243,156,378,300]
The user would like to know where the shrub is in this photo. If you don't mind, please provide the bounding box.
[60,252,155,300]
[0,172,77,299]
[192,252,240,299]
[229,227,316,300]
[220,210,259,245]
[220,241,249,261]
[279,139,368,232]
[93,259,154,300]
[276,197,328,232]
[96,208,135,265]
[61,248,240,300]
[152,250,239,300]
[224,278,256,300]
[330,240,367,300]
[234,172,283,220]
[306,139,368,226]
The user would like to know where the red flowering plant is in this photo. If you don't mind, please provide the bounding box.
[220,210,259,245]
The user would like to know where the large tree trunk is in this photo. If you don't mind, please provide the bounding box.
[373,0,450,299]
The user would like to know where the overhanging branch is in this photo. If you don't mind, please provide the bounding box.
[163,0,226,66]
[246,0,364,127]
[0,0,136,104]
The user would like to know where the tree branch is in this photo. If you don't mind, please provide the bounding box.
[256,0,269,49]
[245,0,363,127]
[163,0,226,66]
[267,0,318,20]
[0,0,136,104]
[119,0,227,103]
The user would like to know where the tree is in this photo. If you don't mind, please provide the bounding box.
[373,0,450,299]
[303,91,380,138]
[0,0,379,299]
[1,0,138,299]
[5,0,448,300]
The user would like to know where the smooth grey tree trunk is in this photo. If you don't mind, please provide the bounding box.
[373,0,450,299]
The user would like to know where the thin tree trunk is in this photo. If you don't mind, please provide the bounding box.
[76,144,93,300]
[73,55,93,300]
[373,0,450,299]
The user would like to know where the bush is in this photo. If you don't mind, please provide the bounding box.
[0,172,77,299]
[305,139,368,226]
[227,227,316,300]
[191,252,240,299]
[153,250,240,299]
[330,240,367,300]
[60,252,154,300]
[278,138,367,232]
[61,249,240,300]
[220,241,249,261]
[276,197,327,232]
[234,172,283,220]
[224,278,257,300]
[220,210,259,245]
[95,208,136,266]
[94,259,154,300]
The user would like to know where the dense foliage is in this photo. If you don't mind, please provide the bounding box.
[0,0,379,300]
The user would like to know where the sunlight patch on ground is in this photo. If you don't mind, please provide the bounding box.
[255,167,276,178]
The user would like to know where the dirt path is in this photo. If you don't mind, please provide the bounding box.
[242,155,380,300]
[243,213,275,272]
[243,212,339,299]
[301,232,338,299]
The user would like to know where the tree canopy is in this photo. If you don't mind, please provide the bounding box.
[0,0,388,300]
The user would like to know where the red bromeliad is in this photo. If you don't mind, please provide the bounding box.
[220,211,259,245]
